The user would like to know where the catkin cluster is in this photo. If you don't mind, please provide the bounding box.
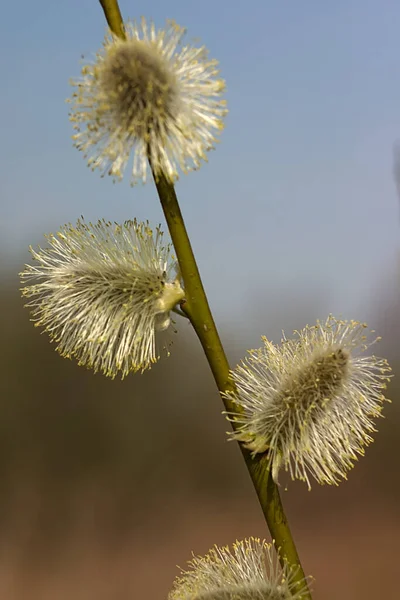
[20,8,393,600]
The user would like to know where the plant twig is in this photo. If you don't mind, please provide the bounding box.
[97,1,312,597]
[151,170,311,600]
[99,0,125,39]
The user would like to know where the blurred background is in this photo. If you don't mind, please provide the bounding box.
[1,0,400,598]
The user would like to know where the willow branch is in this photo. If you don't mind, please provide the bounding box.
[151,171,311,599]
[97,1,311,597]
[99,0,125,39]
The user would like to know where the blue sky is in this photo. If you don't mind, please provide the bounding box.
[1,0,399,338]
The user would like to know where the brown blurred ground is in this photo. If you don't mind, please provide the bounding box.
[0,269,399,599]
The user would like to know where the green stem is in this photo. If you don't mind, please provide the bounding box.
[97,1,311,597]
[152,172,311,600]
[99,0,125,39]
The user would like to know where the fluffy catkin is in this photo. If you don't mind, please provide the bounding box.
[224,316,391,488]
[20,218,185,378]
